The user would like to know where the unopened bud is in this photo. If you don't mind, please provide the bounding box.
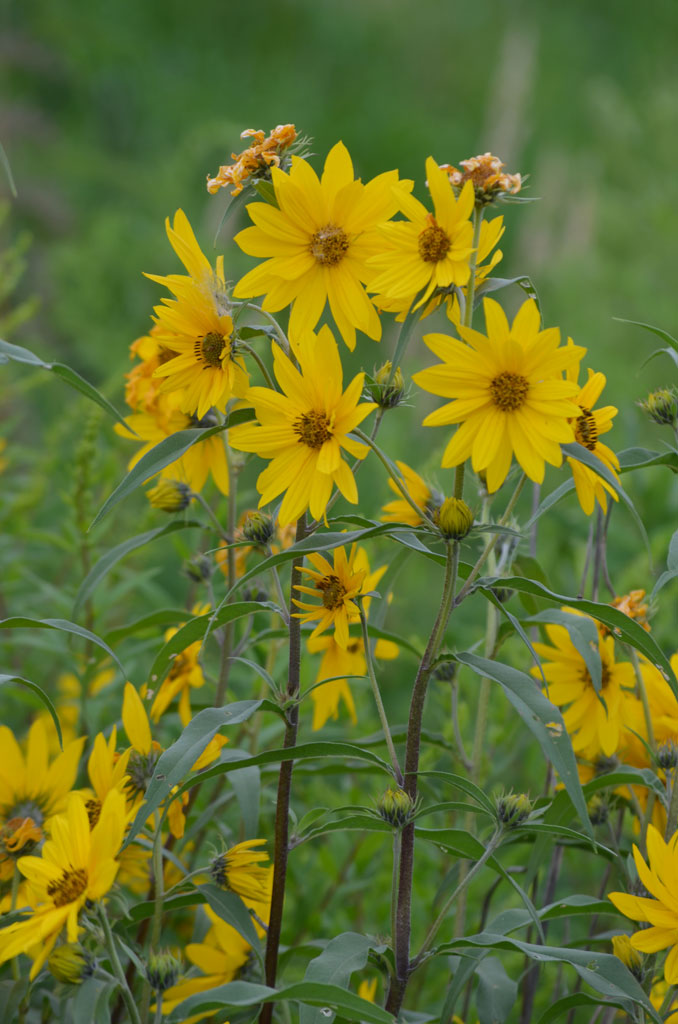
[657,740,678,771]
[587,793,609,825]
[242,511,275,545]
[184,554,213,583]
[496,792,532,827]
[434,659,457,682]
[147,950,181,992]
[146,479,192,513]
[611,935,643,978]
[368,362,406,409]
[378,788,414,828]
[437,497,474,540]
[48,944,93,985]
[638,388,678,426]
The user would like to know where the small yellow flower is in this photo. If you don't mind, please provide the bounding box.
[380,461,436,528]
[146,478,193,512]
[294,545,367,650]
[150,621,207,726]
[565,360,620,516]
[210,839,271,901]
[358,978,378,1002]
[609,825,678,984]
[229,326,376,525]
[412,298,585,492]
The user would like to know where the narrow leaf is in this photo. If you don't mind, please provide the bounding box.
[0,674,62,748]
[0,617,124,675]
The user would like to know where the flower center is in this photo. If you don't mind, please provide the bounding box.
[490,371,529,411]
[85,798,101,829]
[293,411,333,449]
[309,225,350,267]
[126,748,160,797]
[575,407,598,451]
[347,640,361,655]
[47,867,88,907]
[583,662,611,691]
[418,219,451,263]
[195,332,226,367]
[168,652,190,681]
[316,574,347,610]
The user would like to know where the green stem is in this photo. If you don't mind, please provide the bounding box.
[154,998,164,1024]
[666,768,678,840]
[193,491,230,542]
[463,206,484,328]
[215,441,238,706]
[359,607,403,783]
[391,832,401,949]
[413,830,501,965]
[270,565,290,627]
[234,302,290,354]
[150,811,165,950]
[353,428,438,529]
[238,339,278,391]
[628,646,656,753]
[98,902,143,1024]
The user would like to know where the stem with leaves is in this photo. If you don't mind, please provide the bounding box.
[98,902,143,1024]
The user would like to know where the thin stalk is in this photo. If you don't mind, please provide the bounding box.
[234,302,290,353]
[391,832,401,949]
[385,541,459,1015]
[154,1000,164,1024]
[413,829,502,965]
[666,768,678,840]
[372,303,422,436]
[259,515,307,1024]
[98,902,143,1024]
[238,339,278,391]
[629,646,656,754]
[454,473,527,607]
[359,607,403,783]
[463,206,484,330]
[150,812,165,950]
[193,491,230,542]
[353,428,438,529]
[577,519,595,598]
[591,506,604,601]
[270,565,290,627]
[215,442,238,706]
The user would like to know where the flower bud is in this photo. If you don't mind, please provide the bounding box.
[147,950,181,992]
[433,659,457,682]
[378,787,415,828]
[146,479,192,513]
[184,553,213,583]
[496,792,532,827]
[657,740,678,771]
[437,497,474,540]
[242,511,275,545]
[638,387,678,426]
[48,944,93,985]
[587,793,609,825]
[368,362,406,409]
[611,935,643,978]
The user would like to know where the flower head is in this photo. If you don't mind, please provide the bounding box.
[207,123,299,196]
[609,825,678,984]
[229,326,376,525]
[442,152,522,205]
[412,298,585,492]
[368,158,474,311]
[565,360,620,515]
[234,142,410,349]
[638,387,678,426]
[149,210,248,419]
[294,545,367,650]
[0,791,126,979]
[380,461,438,527]
[210,839,270,901]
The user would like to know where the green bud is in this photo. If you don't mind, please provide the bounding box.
[147,950,181,992]
[437,497,474,540]
[146,479,192,512]
[638,387,678,426]
[496,792,532,827]
[657,740,678,771]
[48,944,93,985]
[587,793,609,825]
[368,362,406,409]
[242,511,275,545]
[378,787,414,828]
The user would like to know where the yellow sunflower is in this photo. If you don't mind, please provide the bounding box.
[609,825,678,984]
[233,142,410,350]
[294,544,368,650]
[565,358,620,515]
[531,616,636,757]
[150,613,208,725]
[0,790,126,979]
[367,158,474,311]
[229,325,376,525]
[149,210,248,419]
[210,839,271,901]
[380,460,436,527]
[308,634,399,731]
[412,298,585,492]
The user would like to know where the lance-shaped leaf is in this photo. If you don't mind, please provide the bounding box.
[0,674,62,748]
[0,617,124,675]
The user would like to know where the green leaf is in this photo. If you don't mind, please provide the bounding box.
[296,813,392,845]
[475,957,517,1024]
[300,933,385,1024]
[524,479,576,528]
[225,755,261,838]
[0,674,63,748]
[417,771,497,816]
[435,934,657,1020]
[526,610,601,694]
[454,652,591,835]
[476,576,678,695]
[148,601,278,685]
[169,980,395,1024]
[124,701,263,846]
[617,447,678,473]
[0,616,124,675]
[639,346,678,371]
[0,338,129,428]
[536,993,637,1024]
[562,442,649,555]
[104,608,189,644]
[197,883,262,955]
[613,316,678,352]
[0,141,17,197]
[539,895,619,922]
[74,521,201,615]
[91,409,254,527]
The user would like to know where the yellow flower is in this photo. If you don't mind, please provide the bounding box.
[0,721,85,842]
[294,545,367,650]
[368,158,474,311]
[82,727,132,828]
[609,825,678,984]
[150,623,207,726]
[531,616,636,757]
[210,839,271,901]
[150,210,249,419]
[308,633,398,731]
[358,978,378,1002]
[0,790,126,979]
[229,326,376,525]
[611,934,643,974]
[233,142,409,350]
[412,298,585,492]
[380,461,436,527]
[565,361,620,515]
